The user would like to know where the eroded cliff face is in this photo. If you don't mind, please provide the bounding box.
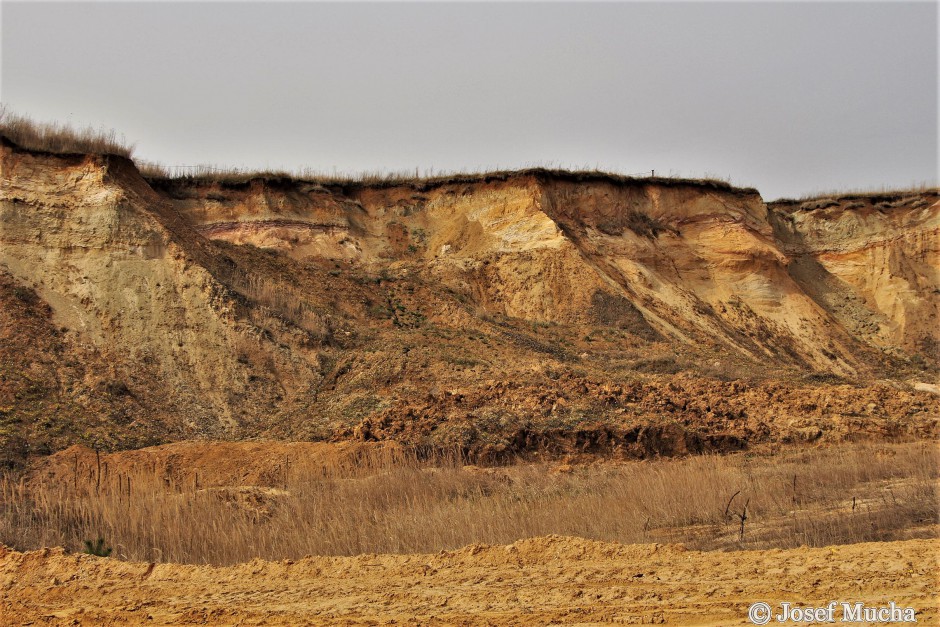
[535,182,866,371]
[769,194,939,355]
[0,140,323,450]
[156,171,938,374]
[1,136,936,463]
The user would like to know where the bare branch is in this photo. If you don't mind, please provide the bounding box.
[724,490,741,519]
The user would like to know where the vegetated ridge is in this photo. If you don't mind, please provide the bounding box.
[0,133,937,467]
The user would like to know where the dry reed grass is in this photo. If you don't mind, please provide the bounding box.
[0,105,134,158]
[1,442,936,565]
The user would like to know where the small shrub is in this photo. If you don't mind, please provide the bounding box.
[11,286,38,305]
[82,537,112,558]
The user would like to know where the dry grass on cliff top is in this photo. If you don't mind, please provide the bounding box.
[0,441,936,565]
[138,160,749,194]
[5,108,932,200]
[0,107,745,192]
[0,106,135,159]
[772,183,938,204]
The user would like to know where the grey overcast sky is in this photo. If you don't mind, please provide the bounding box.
[1,1,937,199]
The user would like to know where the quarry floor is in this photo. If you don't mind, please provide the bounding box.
[1,536,936,626]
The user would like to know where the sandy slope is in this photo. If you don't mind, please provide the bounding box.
[1,537,935,626]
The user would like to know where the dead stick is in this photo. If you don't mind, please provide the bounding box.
[724,490,741,519]
[95,447,101,496]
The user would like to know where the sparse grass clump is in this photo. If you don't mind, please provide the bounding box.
[0,105,134,158]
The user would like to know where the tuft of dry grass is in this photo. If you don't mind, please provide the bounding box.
[0,105,134,158]
[1,441,936,565]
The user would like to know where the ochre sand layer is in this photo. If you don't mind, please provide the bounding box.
[1,537,935,625]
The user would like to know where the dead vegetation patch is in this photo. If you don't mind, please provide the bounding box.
[0,106,133,158]
[1,441,934,565]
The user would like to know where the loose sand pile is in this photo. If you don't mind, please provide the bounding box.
[1,536,935,625]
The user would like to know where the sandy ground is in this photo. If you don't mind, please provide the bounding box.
[1,536,935,626]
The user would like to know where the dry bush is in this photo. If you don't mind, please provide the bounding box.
[0,442,936,565]
[0,105,134,158]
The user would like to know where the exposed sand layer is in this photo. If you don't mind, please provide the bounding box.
[1,537,935,625]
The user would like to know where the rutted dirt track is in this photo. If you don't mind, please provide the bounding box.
[1,537,935,625]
